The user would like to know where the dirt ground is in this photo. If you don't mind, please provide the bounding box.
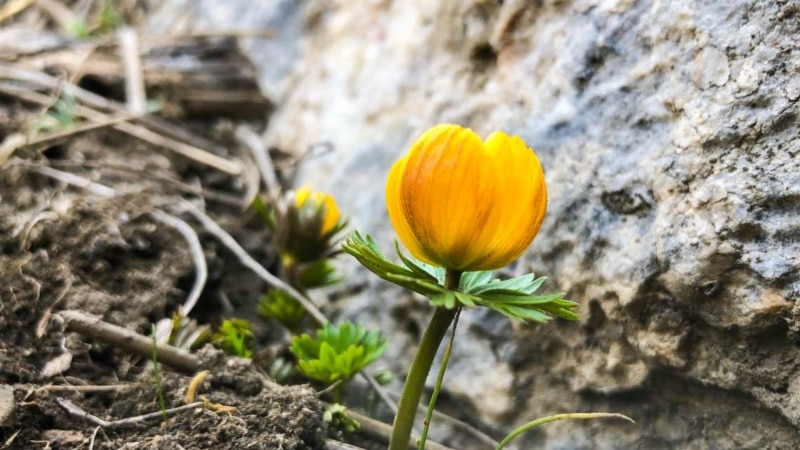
[0,12,392,444]
[0,92,345,449]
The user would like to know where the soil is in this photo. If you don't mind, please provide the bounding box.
[0,66,349,450]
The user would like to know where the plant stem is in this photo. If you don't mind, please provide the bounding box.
[418,305,462,450]
[389,270,462,450]
[495,412,636,449]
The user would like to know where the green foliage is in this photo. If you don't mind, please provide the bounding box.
[212,319,254,358]
[251,195,275,230]
[324,403,360,433]
[257,290,306,331]
[373,368,393,386]
[30,94,78,137]
[290,321,387,384]
[296,259,340,289]
[342,231,579,323]
[96,2,123,35]
[67,21,91,39]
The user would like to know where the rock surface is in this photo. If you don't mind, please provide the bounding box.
[150,1,800,448]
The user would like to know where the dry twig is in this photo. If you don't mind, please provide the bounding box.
[180,201,329,325]
[235,126,280,200]
[150,210,207,317]
[56,397,203,429]
[117,27,146,115]
[60,310,200,373]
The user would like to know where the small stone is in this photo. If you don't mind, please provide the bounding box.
[0,385,14,427]
[691,46,730,89]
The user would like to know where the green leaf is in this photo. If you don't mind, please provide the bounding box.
[394,241,438,282]
[429,291,457,309]
[460,270,493,292]
[383,273,446,297]
[478,291,567,305]
[470,274,547,295]
[258,289,306,330]
[251,195,276,230]
[290,321,388,384]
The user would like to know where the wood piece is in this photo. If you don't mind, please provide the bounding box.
[60,310,201,373]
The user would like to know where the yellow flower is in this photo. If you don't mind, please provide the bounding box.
[294,186,341,236]
[386,124,547,271]
[277,186,344,266]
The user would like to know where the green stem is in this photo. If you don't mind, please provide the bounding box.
[496,412,636,449]
[389,270,462,450]
[418,305,462,450]
[333,382,344,405]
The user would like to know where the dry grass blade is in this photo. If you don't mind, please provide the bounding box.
[150,210,207,316]
[0,64,242,175]
[0,0,36,24]
[56,397,203,429]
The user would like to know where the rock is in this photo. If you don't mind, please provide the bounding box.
[152,0,800,448]
[0,384,14,427]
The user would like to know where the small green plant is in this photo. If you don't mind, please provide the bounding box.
[212,319,254,358]
[67,21,91,39]
[96,2,123,35]
[257,289,306,331]
[324,403,360,433]
[30,94,79,138]
[295,258,340,289]
[291,321,387,402]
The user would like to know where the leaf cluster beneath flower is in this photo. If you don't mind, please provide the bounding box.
[342,231,579,323]
[290,321,388,384]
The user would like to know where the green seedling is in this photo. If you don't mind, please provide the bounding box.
[324,403,360,433]
[212,319,254,358]
[291,321,387,402]
[257,290,306,331]
[96,2,123,35]
[30,94,79,138]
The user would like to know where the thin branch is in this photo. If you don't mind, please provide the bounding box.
[31,166,116,197]
[9,160,244,206]
[316,380,343,399]
[59,310,200,373]
[56,397,203,429]
[235,126,281,200]
[325,439,367,450]
[24,112,137,146]
[150,210,207,317]
[40,384,138,392]
[88,426,100,450]
[117,27,146,115]
[179,201,329,326]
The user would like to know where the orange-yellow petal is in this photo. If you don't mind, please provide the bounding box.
[319,193,341,235]
[386,124,547,271]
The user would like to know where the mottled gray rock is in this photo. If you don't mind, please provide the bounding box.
[0,384,14,427]
[153,0,800,448]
